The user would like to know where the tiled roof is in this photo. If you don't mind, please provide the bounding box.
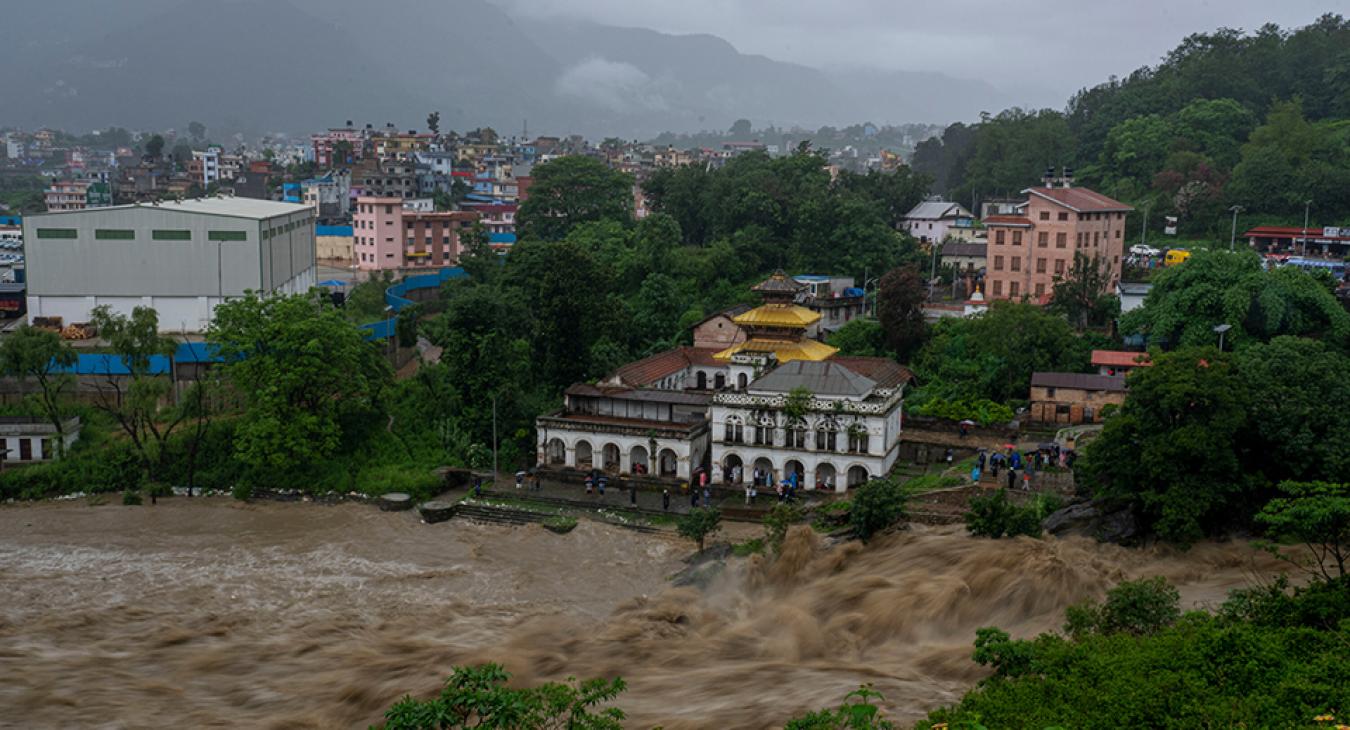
[751,270,806,294]
[1024,186,1133,213]
[941,241,987,258]
[828,356,915,388]
[609,347,721,387]
[749,360,876,397]
[984,215,1033,226]
[1091,350,1152,368]
[1031,372,1128,393]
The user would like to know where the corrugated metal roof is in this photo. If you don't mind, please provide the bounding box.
[749,360,876,397]
[941,241,987,257]
[904,200,970,220]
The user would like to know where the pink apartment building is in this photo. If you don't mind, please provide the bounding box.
[352,196,479,271]
[983,177,1132,303]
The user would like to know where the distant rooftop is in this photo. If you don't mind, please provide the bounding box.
[31,197,312,221]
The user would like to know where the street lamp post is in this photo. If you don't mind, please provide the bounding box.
[1228,205,1244,252]
[1214,323,1232,352]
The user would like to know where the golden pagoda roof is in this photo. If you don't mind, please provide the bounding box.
[714,337,839,363]
[733,303,821,328]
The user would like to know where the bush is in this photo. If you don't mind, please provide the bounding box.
[121,489,142,506]
[910,397,1016,426]
[763,502,803,553]
[542,515,577,534]
[785,685,896,729]
[380,663,625,730]
[1064,576,1181,639]
[964,490,1059,538]
[678,507,722,552]
[850,476,908,542]
[733,538,766,556]
[919,576,1350,730]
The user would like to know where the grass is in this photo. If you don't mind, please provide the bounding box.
[733,538,766,556]
[542,515,578,534]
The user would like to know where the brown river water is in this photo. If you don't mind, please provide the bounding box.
[0,499,1286,729]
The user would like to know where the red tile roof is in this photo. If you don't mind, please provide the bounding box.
[828,356,916,389]
[610,347,721,386]
[984,215,1033,226]
[1243,226,1348,241]
[1025,186,1133,213]
[1091,350,1152,368]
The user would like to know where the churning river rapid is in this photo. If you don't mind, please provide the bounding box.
[0,498,1287,728]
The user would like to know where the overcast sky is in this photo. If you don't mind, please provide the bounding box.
[498,0,1334,102]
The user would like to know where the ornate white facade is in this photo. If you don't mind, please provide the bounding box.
[708,361,908,493]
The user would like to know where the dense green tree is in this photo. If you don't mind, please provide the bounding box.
[1120,250,1350,351]
[208,292,391,482]
[1257,481,1350,580]
[1083,348,1256,543]
[187,121,206,143]
[875,266,926,362]
[1235,338,1350,484]
[518,156,634,241]
[502,240,609,389]
[0,326,76,458]
[1047,252,1120,329]
[826,318,891,358]
[420,282,534,451]
[143,134,165,160]
[425,111,440,136]
[914,301,1091,403]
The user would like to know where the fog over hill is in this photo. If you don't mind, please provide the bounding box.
[2,0,1027,138]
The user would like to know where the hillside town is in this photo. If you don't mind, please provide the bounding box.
[2,8,1350,730]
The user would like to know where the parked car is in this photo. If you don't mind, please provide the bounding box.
[1129,244,1161,257]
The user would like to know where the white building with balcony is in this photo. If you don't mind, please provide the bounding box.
[709,358,912,492]
[536,384,711,480]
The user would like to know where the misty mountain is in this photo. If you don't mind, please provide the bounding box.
[2,0,1025,138]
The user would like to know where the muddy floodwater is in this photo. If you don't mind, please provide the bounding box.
[0,498,1287,729]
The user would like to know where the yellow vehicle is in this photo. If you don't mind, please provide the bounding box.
[1164,249,1192,267]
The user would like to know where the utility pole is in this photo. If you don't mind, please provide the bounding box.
[491,393,498,486]
[929,241,938,301]
[1140,204,1150,247]
[1228,205,1244,252]
[1301,199,1312,255]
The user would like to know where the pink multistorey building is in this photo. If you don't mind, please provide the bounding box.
[353,196,479,271]
[983,172,1132,303]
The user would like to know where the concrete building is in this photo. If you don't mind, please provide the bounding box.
[315,224,354,262]
[1028,372,1127,424]
[902,199,975,245]
[940,241,987,275]
[192,148,221,185]
[985,171,1132,303]
[0,416,81,463]
[794,275,865,335]
[23,198,315,332]
[536,385,711,480]
[1116,281,1152,314]
[691,305,750,350]
[45,179,94,212]
[352,196,478,270]
[709,358,912,492]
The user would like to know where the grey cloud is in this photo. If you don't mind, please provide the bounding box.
[498,0,1334,102]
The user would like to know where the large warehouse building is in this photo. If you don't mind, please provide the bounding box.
[22,198,315,332]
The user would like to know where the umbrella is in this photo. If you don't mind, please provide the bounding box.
[317,279,347,287]
[959,419,977,426]
[1001,443,1017,450]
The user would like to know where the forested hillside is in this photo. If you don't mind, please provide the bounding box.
[912,15,1350,235]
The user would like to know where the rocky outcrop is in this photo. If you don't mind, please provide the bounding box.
[1043,499,1141,544]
